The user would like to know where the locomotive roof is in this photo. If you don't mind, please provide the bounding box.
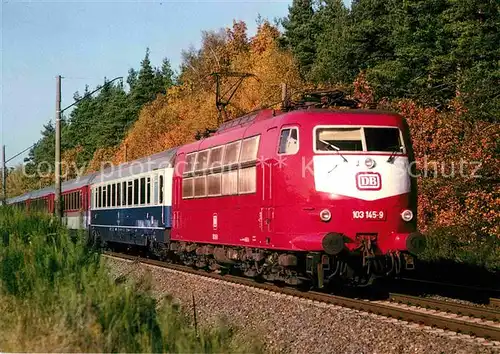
[180,108,404,154]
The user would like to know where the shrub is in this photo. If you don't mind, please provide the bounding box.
[0,208,257,353]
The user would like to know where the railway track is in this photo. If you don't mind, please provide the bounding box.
[396,277,500,301]
[389,293,500,322]
[491,298,500,309]
[103,251,500,343]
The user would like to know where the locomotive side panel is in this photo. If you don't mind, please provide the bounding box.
[171,118,282,249]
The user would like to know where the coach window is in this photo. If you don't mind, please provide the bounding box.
[223,140,241,167]
[194,176,206,197]
[208,146,224,171]
[98,187,102,208]
[159,175,164,204]
[207,173,222,196]
[127,181,133,206]
[278,128,299,155]
[153,176,159,204]
[146,177,151,204]
[140,178,146,205]
[122,182,127,206]
[184,153,196,174]
[117,183,121,207]
[182,178,194,199]
[240,136,260,163]
[103,186,107,208]
[111,184,116,207]
[107,184,111,208]
[195,150,209,172]
[134,179,139,205]
[222,170,238,195]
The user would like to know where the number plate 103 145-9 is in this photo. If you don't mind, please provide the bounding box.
[352,210,386,220]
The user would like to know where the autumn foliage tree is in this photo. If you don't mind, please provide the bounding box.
[110,20,303,162]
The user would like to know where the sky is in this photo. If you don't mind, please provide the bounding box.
[1,0,348,166]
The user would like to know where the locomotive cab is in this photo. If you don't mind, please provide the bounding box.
[279,110,426,285]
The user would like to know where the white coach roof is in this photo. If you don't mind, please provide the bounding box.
[91,148,177,185]
[5,147,178,203]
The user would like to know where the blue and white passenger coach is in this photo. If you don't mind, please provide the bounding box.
[89,148,177,246]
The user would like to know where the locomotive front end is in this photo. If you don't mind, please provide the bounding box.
[304,114,426,282]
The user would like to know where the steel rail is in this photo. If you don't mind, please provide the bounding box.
[398,277,500,294]
[389,293,500,322]
[103,252,500,342]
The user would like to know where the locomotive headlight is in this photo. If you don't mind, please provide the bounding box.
[320,209,332,222]
[364,158,375,169]
[401,209,414,222]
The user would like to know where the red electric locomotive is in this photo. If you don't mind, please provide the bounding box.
[7,90,425,287]
[169,100,425,286]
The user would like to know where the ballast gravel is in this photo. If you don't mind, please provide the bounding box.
[105,257,499,354]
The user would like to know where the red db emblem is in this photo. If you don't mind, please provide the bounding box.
[356,172,381,191]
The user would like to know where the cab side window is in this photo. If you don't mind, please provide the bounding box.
[278,127,299,155]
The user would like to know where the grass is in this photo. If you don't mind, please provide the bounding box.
[0,208,259,353]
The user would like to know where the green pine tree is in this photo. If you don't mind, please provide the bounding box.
[310,0,352,84]
[280,0,318,79]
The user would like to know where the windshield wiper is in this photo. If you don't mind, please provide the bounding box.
[387,146,403,163]
[319,139,348,163]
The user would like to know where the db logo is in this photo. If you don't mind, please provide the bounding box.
[356,172,382,191]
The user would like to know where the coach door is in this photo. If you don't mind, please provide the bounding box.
[259,126,278,243]
[171,152,183,239]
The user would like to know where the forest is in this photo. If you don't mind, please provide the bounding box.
[2,0,499,269]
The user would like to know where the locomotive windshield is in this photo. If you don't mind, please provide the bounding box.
[315,126,404,152]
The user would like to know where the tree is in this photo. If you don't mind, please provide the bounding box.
[438,0,500,121]
[25,121,56,178]
[127,68,138,90]
[129,48,158,111]
[309,0,352,84]
[160,57,175,88]
[280,0,318,79]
